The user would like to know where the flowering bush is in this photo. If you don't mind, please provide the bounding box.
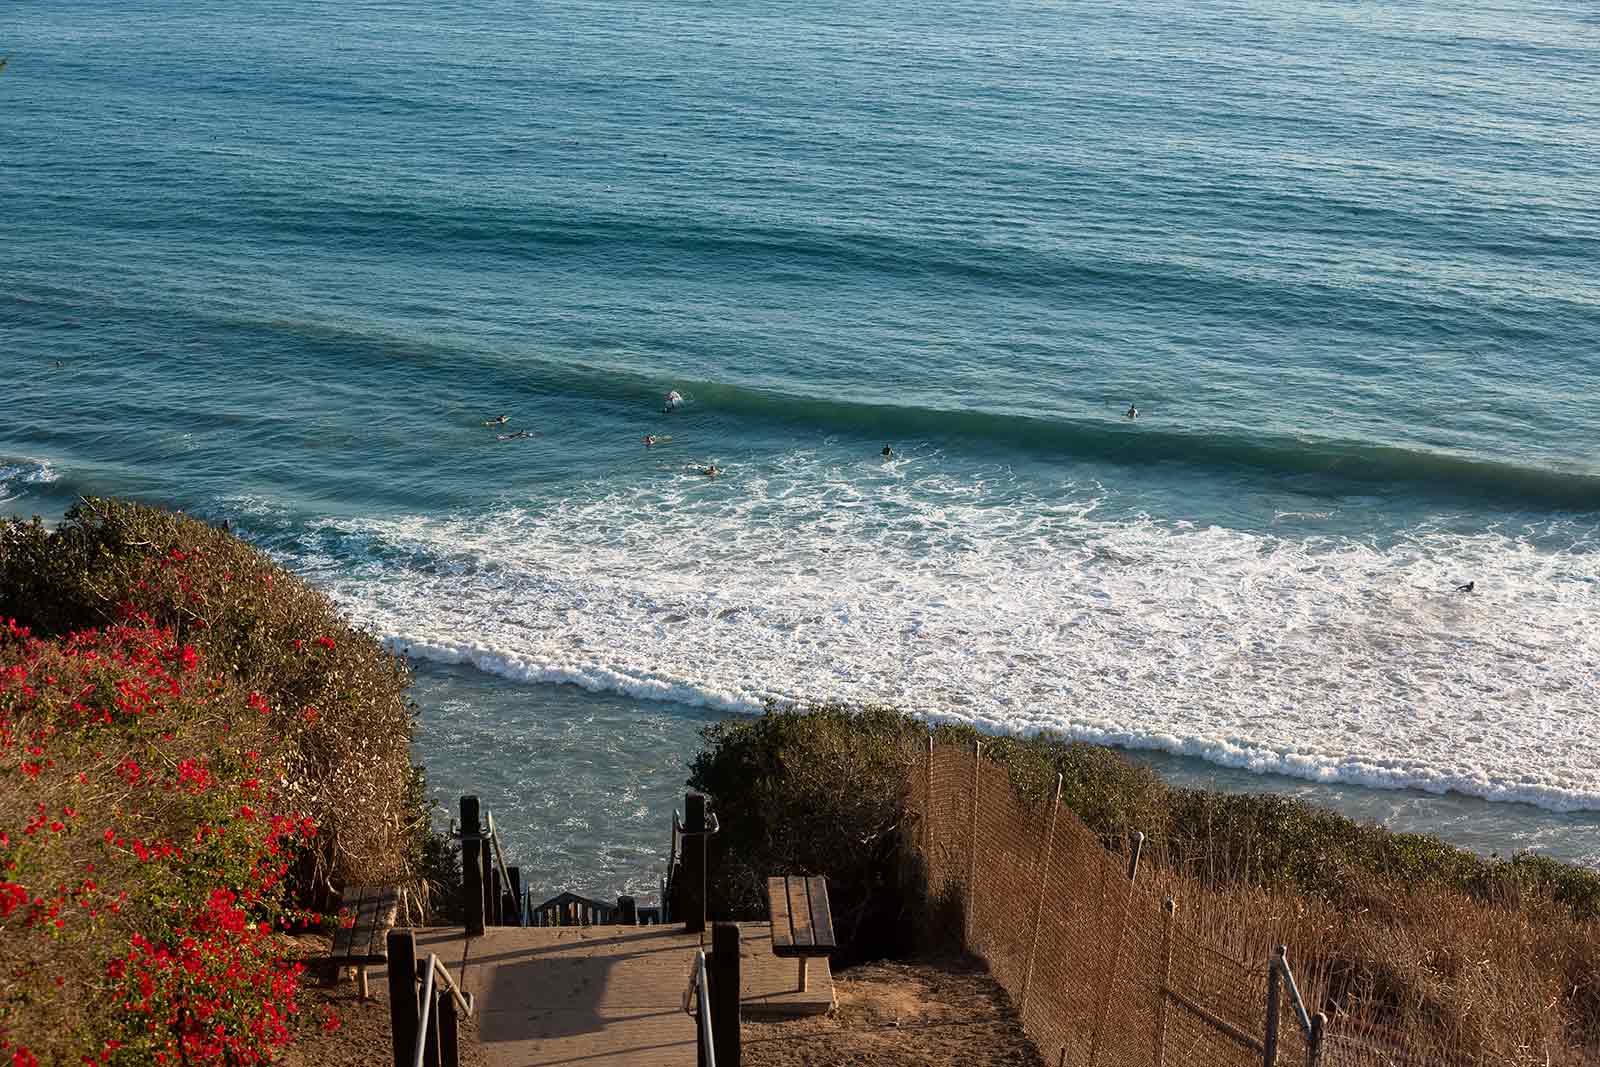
[0,501,456,1064]
[0,618,326,1064]
[0,500,431,906]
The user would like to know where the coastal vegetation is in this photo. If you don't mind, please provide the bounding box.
[0,499,448,1066]
[691,704,1600,1062]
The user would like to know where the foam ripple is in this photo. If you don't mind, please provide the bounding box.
[271,460,1600,813]
[0,459,59,504]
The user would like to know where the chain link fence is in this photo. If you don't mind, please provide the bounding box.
[910,741,1467,1067]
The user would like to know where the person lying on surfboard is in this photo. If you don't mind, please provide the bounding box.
[484,415,509,426]
[644,435,672,447]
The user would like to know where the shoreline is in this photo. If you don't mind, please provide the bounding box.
[405,658,1600,909]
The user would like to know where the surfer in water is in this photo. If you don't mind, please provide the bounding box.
[484,415,509,427]
[1125,404,1138,420]
[497,430,536,441]
[1456,580,1475,594]
[644,434,671,447]
[881,445,893,458]
[663,390,683,413]
[692,463,721,477]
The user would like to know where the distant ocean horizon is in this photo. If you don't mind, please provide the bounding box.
[4,0,1598,895]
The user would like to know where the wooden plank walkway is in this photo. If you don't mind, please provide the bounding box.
[377,923,832,1066]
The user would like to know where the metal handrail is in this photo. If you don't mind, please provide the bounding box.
[411,953,476,1067]
[672,809,721,838]
[484,811,523,926]
[680,950,716,1067]
[1274,950,1314,1037]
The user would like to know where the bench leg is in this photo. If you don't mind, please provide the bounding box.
[359,965,370,1000]
[798,958,808,993]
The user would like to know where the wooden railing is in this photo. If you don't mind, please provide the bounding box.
[458,795,523,933]
[682,922,742,1067]
[387,929,475,1067]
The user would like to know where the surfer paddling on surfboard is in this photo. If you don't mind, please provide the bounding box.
[483,415,509,426]
[644,435,672,447]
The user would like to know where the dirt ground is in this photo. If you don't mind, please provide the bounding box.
[742,956,1047,1067]
[278,935,489,1067]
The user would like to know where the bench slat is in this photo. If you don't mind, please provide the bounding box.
[767,877,795,953]
[788,877,816,950]
[329,886,368,959]
[364,891,398,960]
[805,876,837,952]
[330,886,400,964]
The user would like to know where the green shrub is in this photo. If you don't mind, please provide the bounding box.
[687,702,1600,967]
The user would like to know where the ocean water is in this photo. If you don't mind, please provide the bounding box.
[4,0,1599,896]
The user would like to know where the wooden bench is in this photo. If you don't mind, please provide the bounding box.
[766,875,837,992]
[328,885,405,999]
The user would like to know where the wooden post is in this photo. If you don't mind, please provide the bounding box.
[490,867,503,928]
[508,867,523,926]
[1154,899,1176,1067]
[1126,831,1145,883]
[460,797,484,937]
[1265,947,1283,1067]
[966,741,982,949]
[1307,1012,1325,1067]
[439,990,460,1067]
[710,922,742,1067]
[618,895,637,924]
[683,793,707,934]
[386,930,419,1067]
[1019,772,1063,1021]
[422,981,442,1067]
[480,837,494,933]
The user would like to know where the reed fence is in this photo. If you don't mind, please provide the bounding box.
[908,741,1470,1067]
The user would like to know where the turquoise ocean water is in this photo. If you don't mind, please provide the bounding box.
[4,0,1599,898]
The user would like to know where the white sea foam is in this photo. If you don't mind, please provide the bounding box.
[0,459,59,504]
[276,456,1600,814]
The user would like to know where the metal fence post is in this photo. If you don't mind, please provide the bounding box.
[460,796,484,936]
[1307,1012,1325,1067]
[966,741,982,949]
[1265,947,1283,1067]
[1155,898,1176,1067]
[1088,829,1144,1067]
[923,731,934,857]
[1019,772,1063,1021]
[386,930,418,1067]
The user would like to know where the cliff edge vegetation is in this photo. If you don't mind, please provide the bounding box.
[689,705,1600,1062]
[0,499,449,1066]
